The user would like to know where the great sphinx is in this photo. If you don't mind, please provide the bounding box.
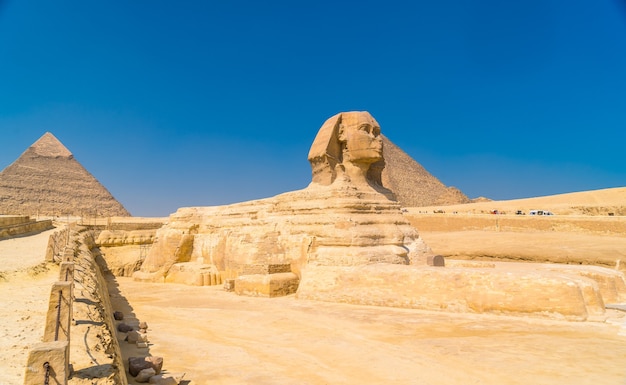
[134,111,626,320]
[134,111,432,293]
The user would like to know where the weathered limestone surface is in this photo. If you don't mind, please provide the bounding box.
[235,273,300,297]
[0,218,53,239]
[0,215,32,226]
[133,111,626,319]
[532,264,626,304]
[135,112,431,295]
[96,229,157,246]
[134,180,431,288]
[296,264,614,321]
[24,341,69,385]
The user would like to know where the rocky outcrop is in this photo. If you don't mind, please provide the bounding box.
[0,132,130,217]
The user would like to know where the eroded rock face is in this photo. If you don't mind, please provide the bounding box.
[134,112,432,287]
[96,229,156,246]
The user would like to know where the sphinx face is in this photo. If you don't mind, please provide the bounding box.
[341,112,383,165]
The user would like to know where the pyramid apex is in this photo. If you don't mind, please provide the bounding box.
[30,132,73,158]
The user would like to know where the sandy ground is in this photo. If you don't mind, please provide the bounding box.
[416,186,626,216]
[109,276,626,385]
[0,228,60,385]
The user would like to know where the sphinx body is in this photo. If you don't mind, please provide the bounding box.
[135,112,432,291]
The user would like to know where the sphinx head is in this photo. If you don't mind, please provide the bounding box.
[308,111,385,186]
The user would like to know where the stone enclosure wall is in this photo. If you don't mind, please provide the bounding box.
[0,215,54,240]
[406,213,626,235]
[24,227,127,385]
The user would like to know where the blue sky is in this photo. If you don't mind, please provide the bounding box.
[1,1,625,217]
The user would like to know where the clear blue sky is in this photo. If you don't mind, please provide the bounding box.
[1,1,625,217]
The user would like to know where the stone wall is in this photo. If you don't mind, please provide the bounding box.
[96,229,157,247]
[296,263,626,321]
[0,215,32,226]
[0,216,53,240]
[24,228,127,385]
[406,214,626,236]
[45,226,71,262]
[78,217,165,231]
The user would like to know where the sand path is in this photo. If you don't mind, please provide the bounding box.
[110,276,626,385]
[0,228,61,385]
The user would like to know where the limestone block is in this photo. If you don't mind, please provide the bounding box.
[242,263,292,275]
[427,255,445,267]
[150,373,185,384]
[296,264,603,320]
[136,367,156,382]
[46,233,56,262]
[203,271,223,286]
[24,341,69,385]
[145,356,164,374]
[540,264,626,303]
[63,247,74,262]
[164,263,217,286]
[127,330,147,343]
[59,262,74,281]
[235,273,300,297]
[148,232,195,271]
[117,323,133,333]
[224,279,236,291]
[129,356,163,376]
[96,229,157,246]
[44,281,73,343]
[128,357,152,377]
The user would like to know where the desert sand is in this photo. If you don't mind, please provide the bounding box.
[415,186,626,216]
[109,276,626,385]
[408,187,626,271]
[0,228,60,385]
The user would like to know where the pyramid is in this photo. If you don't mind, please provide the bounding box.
[381,135,470,207]
[0,132,130,217]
